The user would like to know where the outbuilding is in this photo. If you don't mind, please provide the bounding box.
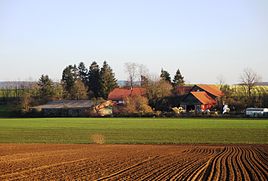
[180,84,223,112]
[31,100,94,117]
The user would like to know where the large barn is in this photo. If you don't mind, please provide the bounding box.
[180,84,223,112]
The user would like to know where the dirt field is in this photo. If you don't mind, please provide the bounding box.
[0,144,267,180]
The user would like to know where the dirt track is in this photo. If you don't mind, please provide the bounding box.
[0,144,267,180]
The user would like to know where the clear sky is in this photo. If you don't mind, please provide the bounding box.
[1,0,268,84]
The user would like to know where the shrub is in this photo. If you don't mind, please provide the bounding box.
[123,95,153,114]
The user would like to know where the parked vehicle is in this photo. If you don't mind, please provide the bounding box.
[245,108,268,117]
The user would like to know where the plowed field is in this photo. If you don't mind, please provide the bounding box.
[0,144,267,180]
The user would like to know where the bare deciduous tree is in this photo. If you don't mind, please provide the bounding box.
[216,75,225,89]
[240,68,261,98]
[138,64,149,83]
[124,62,138,88]
[21,92,31,112]
[125,62,149,88]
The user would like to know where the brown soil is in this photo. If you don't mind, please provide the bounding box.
[0,144,267,180]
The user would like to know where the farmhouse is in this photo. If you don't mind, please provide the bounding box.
[180,84,223,112]
[31,100,94,117]
[108,87,146,104]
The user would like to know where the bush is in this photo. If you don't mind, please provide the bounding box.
[123,95,153,114]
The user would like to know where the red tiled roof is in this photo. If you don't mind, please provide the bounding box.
[196,84,224,97]
[108,88,146,101]
[191,91,216,105]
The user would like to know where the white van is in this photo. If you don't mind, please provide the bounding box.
[245,108,268,117]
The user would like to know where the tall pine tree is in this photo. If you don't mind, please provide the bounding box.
[88,61,101,98]
[61,65,78,98]
[173,68,185,86]
[78,62,88,86]
[100,61,118,99]
[160,68,171,83]
[38,74,54,102]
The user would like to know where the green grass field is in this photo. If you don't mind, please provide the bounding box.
[0,118,267,144]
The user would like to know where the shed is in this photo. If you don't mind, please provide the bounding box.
[31,100,94,117]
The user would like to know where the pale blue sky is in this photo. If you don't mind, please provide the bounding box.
[1,0,268,84]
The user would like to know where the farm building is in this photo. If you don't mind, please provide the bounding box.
[31,100,94,117]
[190,84,223,99]
[180,84,223,112]
[108,87,146,104]
[176,85,193,95]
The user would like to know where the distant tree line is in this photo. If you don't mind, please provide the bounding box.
[1,61,267,116]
